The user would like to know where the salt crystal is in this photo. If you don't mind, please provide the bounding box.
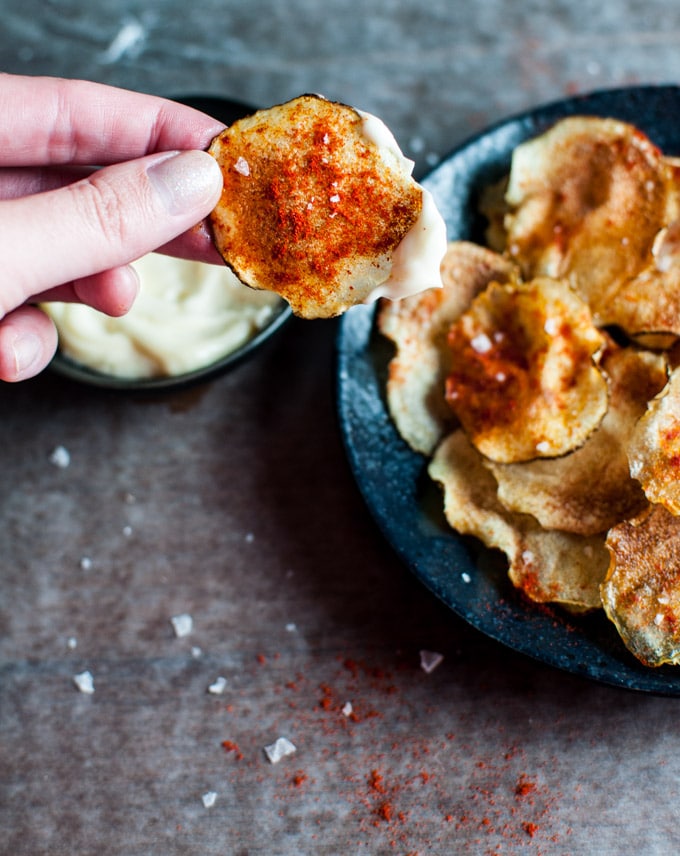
[67,637,78,650]
[202,791,217,808]
[658,596,670,606]
[73,670,95,694]
[234,156,250,176]
[461,572,471,584]
[535,441,551,453]
[420,650,444,674]
[170,613,193,638]
[49,445,70,468]
[191,646,203,658]
[285,623,297,633]
[80,556,93,571]
[522,549,535,564]
[264,736,296,764]
[544,317,560,335]
[208,677,227,695]
[654,613,665,626]
[470,332,492,354]
[122,525,133,537]
[329,194,341,203]
[342,701,353,717]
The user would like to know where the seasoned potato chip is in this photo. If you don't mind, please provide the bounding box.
[378,241,518,455]
[602,504,680,666]
[486,344,668,535]
[429,431,609,609]
[208,94,446,318]
[628,365,680,514]
[504,116,680,331]
[445,277,607,463]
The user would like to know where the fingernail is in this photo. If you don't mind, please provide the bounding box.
[12,331,42,375]
[147,150,222,216]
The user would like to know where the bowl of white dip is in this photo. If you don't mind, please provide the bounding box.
[46,96,291,391]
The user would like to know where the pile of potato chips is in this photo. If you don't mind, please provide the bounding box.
[379,116,680,667]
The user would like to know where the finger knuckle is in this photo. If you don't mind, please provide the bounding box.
[71,174,131,250]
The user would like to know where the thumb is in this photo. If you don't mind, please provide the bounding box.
[0,149,223,315]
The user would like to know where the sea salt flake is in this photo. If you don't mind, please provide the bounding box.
[461,572,471,584]
[285,623,297,633]
[544,317,560,335]
[471,332,493,354]
[658,596,670,605]
[67,637,78,650]
[264,736,296,764]
[191,646,203,658]
[420,650,444,674]
[122,525,133,537]
[329,194,341,203]
[535,441,551,453]
[208,676,227,695]
[80,556,93,571]
[234,156,250,176]
[73,670,95,694]
[170,613,193,638]
[49,445,71,468]
[202,791,217,808]
[342,701,353,717]
[521,549,535,564]
[654,613,665,626]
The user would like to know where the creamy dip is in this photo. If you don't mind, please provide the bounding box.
[44,254,283,379]
[358,109,448,303]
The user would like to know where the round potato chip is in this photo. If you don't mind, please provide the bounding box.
[504,116,680,331]
[445,277,607,463]
[428,430,609,609]
[208,94,446,318]
[602,503,680,666]
[378,241,518,455]
[628,364,680,514]
[486,344,668,535]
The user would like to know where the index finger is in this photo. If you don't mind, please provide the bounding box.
[0,74,227,167]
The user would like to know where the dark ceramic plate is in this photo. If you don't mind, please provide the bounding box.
[49,95,292,391]
[336,86,680,695]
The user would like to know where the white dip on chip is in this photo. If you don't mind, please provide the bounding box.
[358,110,448,303]
[44,254,283,379]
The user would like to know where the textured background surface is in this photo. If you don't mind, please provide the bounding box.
[3,2,680,854]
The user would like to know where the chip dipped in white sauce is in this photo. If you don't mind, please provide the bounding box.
[44,254,284,379]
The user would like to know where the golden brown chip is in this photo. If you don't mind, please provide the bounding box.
[428,430,609,609]
[602,503,680,666]
[486,344,668,535]
[628,365,680,514]
[208,94,445,319]
[504,116,680,331]
[445,277,607,463]
[378,241,518,455]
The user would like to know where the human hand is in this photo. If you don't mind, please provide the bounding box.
[0,74,226,382]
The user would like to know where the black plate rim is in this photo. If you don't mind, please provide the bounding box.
[336,84,680,696]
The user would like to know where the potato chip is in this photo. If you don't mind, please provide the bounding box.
[628,364,680,514]
[208,94,446,319]
[378,241,518,455]
[504,116,680,331]
[428,431,609,609]
[445,277,607,463]
[486,343,668,535]
[602,503,680,666]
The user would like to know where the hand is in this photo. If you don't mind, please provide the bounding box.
[0,74,226,382]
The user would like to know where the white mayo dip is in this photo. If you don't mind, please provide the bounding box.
[44,254,283,379]
[357,109,448,303]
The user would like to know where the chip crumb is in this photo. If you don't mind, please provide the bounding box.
[170,613,193,638]
[208,676,227,695]
[420,650,444,674]
[264,736,297,764]
[342,701,353,717]
[73,670,94,694]
[49,445,70,468]
[201,791,217,808]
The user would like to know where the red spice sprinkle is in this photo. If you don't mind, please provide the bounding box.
[376,801,394,822]
[368,769,386,794]
[515,775,537,797]
[524,822,540,837]
[221,740,244,761]
[256,653,266,665]
[291,771,308,788]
